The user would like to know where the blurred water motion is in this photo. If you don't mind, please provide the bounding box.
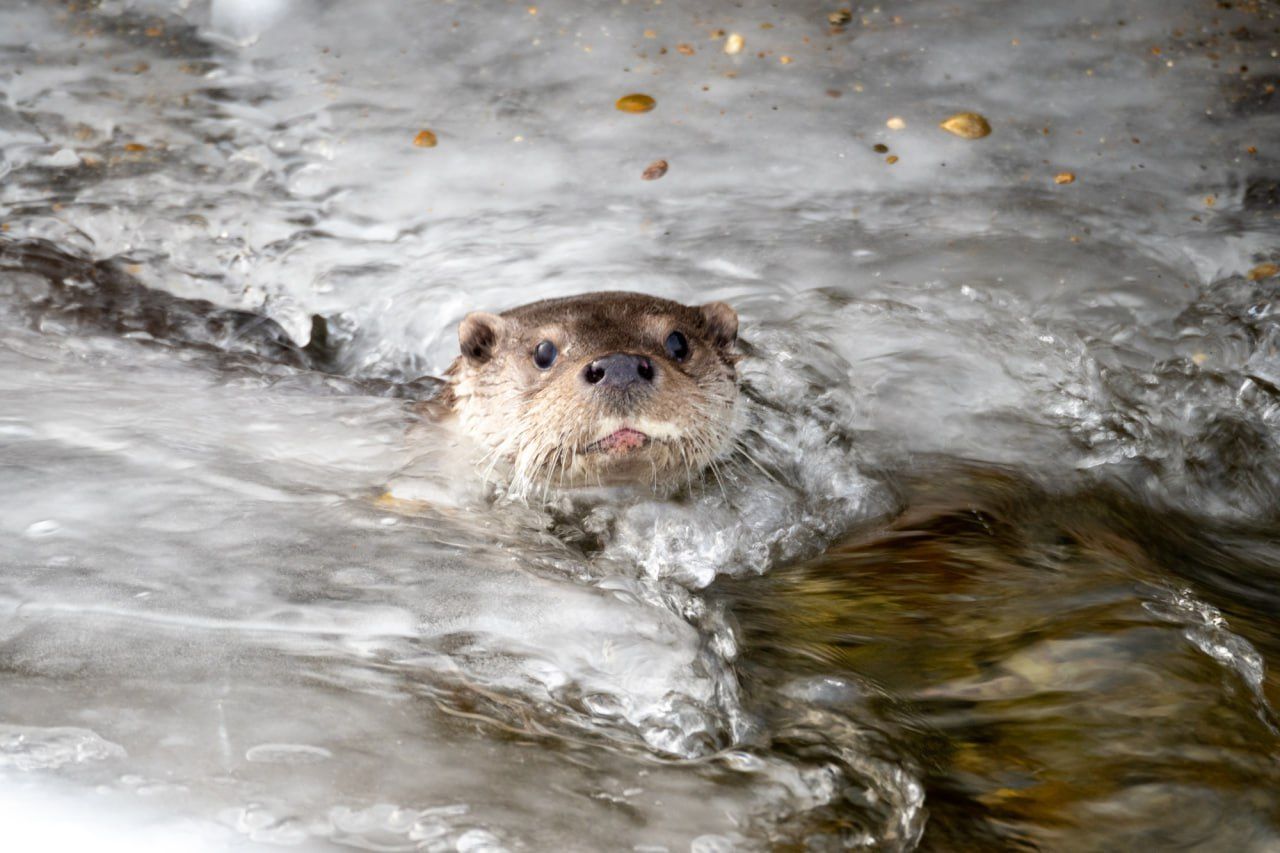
[1,0,1278,849]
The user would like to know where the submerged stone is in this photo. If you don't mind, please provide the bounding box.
[615,93,656,113]
[940,112,992,138]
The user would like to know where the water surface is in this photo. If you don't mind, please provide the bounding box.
[1,0,1278,849]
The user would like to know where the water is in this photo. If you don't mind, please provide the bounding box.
[1,0,1278,849]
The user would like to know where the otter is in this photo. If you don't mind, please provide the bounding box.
[440,292,741,495]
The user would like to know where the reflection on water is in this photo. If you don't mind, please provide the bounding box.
[1,0,1278,849]
[715,465,1280,850]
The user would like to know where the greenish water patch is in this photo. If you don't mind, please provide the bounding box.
[714,463,1280,850]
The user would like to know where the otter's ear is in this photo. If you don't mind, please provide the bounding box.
[699,301,738,349]
[458,311,506,364]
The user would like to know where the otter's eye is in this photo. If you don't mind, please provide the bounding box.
[533,339,558,369]
[664,331,690,362]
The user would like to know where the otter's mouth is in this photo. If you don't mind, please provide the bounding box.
[585,427,650,454]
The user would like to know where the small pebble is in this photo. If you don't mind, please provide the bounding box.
[24,520,60,538]
[616,93,656,112]
[886,155,899,164]
[886,116,906,130]
[642,159,669,180]
[42,148,81,168]
[245,744,333,765]
[724,33,744,54]
[939,112,991,139]
[828,9,852,26]
[412,130,438,148]
[872,143,889,153]
[1247,262,1278,281]
[1054,172,1076,185]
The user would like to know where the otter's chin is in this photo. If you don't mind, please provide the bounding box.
[570,429,678,487]
[577,456,665,487]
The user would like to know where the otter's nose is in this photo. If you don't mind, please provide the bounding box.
[583,353,655,388]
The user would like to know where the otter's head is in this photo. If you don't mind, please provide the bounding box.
[448,292,739,494]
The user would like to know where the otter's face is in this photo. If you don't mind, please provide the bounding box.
[448,292,739,494]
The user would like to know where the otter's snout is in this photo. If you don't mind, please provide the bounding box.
[583,353,655,389]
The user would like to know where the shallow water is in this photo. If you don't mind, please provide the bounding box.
[1,0,1278,849]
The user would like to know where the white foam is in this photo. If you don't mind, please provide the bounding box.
[0,725,125,771]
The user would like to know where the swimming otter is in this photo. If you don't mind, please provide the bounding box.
[442,292,740,495]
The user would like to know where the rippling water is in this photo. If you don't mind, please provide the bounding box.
[1,0,1278,849]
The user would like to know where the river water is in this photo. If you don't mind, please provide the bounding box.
[1,0,1278,850]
